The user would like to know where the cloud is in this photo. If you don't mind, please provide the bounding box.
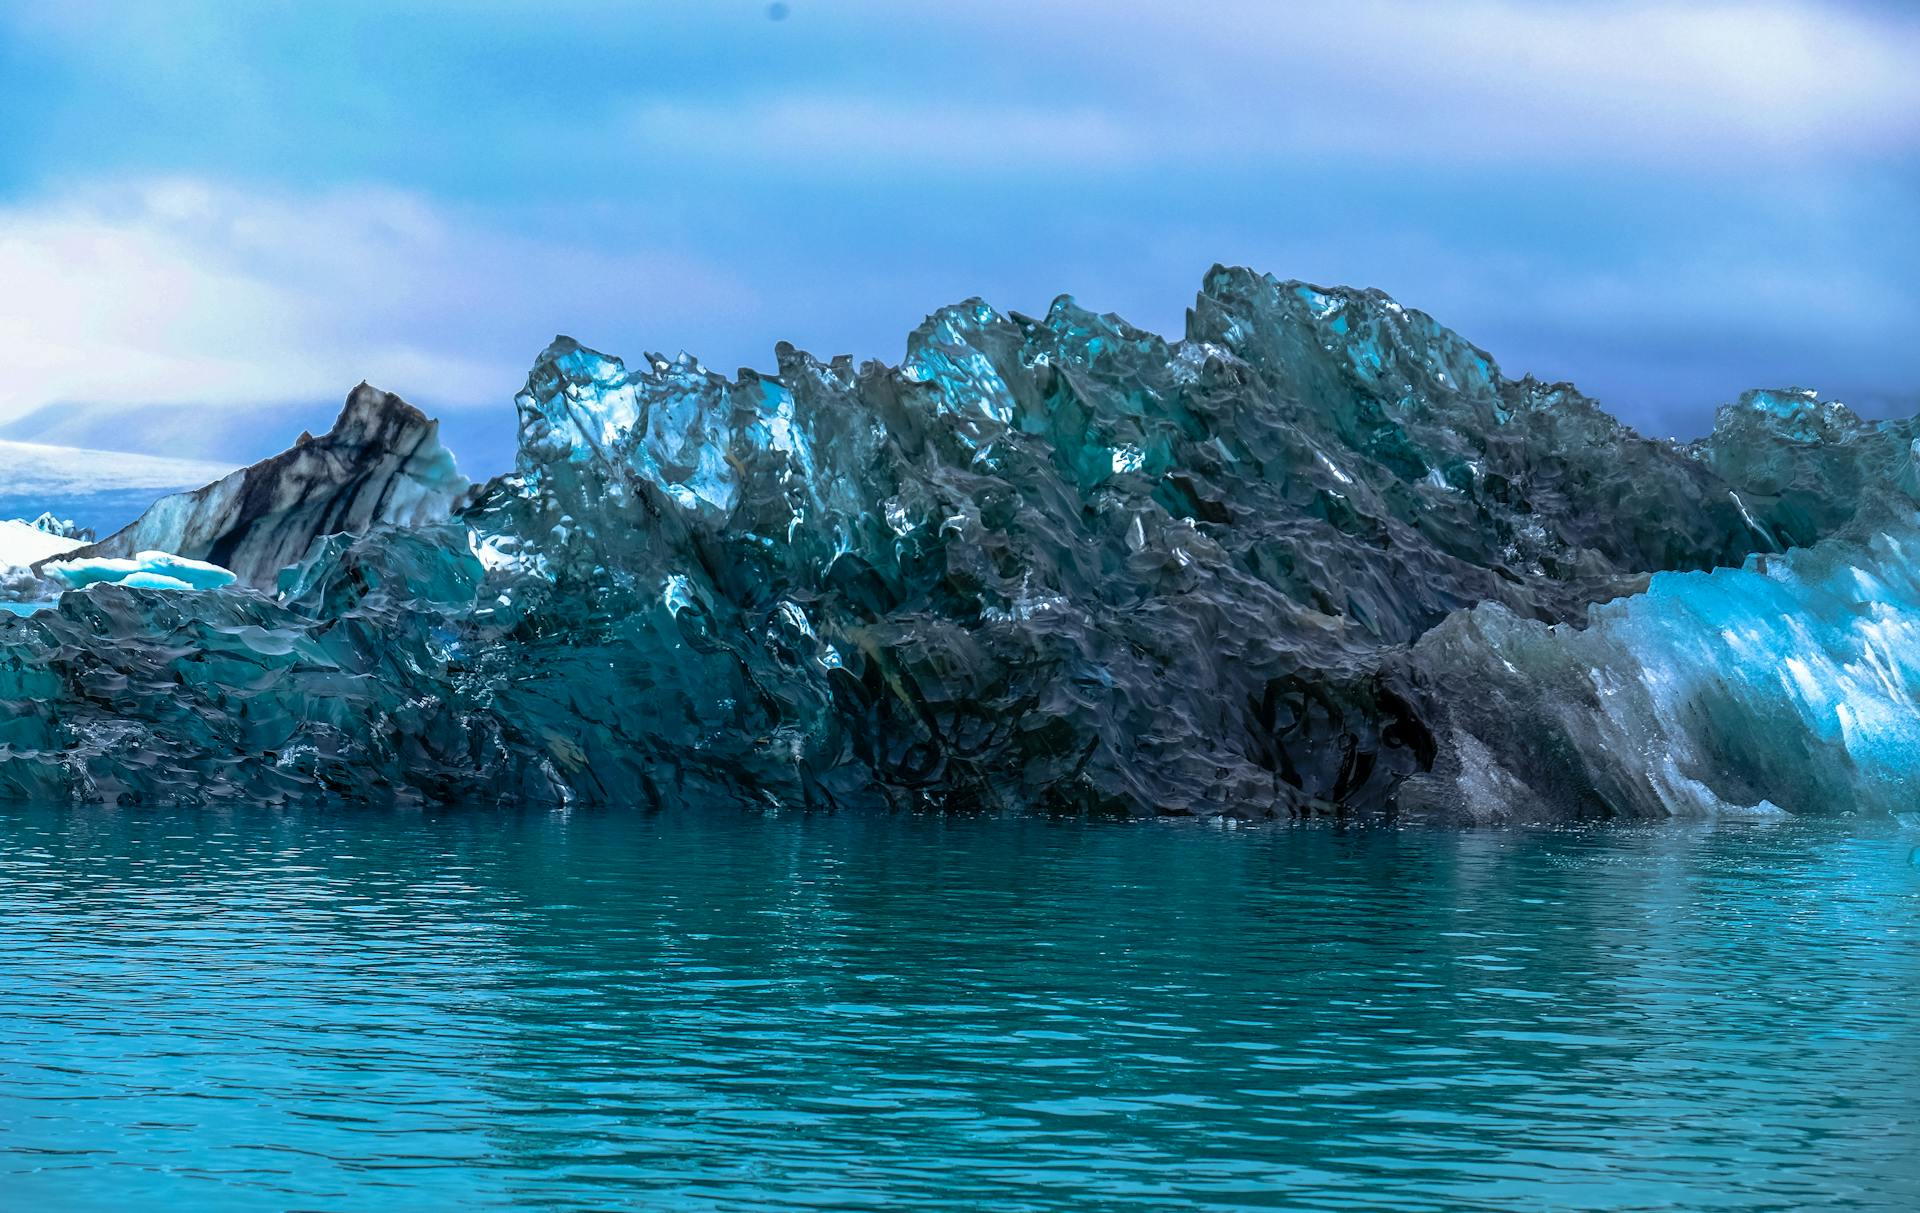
[601,1,1920,184]
[9,1,1916,186]
[0,1,1911,449]
[1158,0,1920,166]
[0,178,748,421]
[625,97,1143,172]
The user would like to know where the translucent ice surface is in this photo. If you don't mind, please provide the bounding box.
[3,266,1914,819]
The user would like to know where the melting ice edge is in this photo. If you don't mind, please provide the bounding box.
[4,265,1916,822]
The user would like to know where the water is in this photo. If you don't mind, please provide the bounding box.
[0,806,1914,1211]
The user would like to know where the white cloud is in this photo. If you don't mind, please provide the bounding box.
[1229,0,1920,166]
[693,0,1920,173]
[626,97,1143,170]
[1,0,1911,445]
[0,179,747,422]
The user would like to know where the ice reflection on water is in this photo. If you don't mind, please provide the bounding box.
[0,806,1914,1211]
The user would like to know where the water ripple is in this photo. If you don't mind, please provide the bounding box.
[0,808,1915,1210]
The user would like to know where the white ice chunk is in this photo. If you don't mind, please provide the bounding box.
[42,550,237,591]
[0,518,87,569]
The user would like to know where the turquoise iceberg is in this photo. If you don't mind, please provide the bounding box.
[0,266,1911,819]
[43,551,238,592]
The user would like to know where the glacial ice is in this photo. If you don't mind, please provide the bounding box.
[0,264,1914,819]
[41,551,238,592]
[1395,522,1920,820]
[0,517,87,569]
[56,385,467,587]
[0,517,87,616]
[0,439,236,534]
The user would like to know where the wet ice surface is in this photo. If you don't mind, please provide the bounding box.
[0,805,1914,1211]
[19,268,1920,819]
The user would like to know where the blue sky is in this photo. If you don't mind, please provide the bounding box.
[1,0,1915,470]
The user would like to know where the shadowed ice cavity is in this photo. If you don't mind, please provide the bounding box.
[3,265,1919,820]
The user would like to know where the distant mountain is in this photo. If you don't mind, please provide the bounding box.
[0,400,519,482]
[0,438,238,534]
[0,400,331,466]
[0,398,518,535]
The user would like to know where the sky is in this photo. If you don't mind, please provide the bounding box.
[1,0,1916,473]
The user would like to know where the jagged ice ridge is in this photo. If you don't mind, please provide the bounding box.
[0,266,1912,820]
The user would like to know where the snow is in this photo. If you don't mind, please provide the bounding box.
[0,518,87,569]
[0,438,235,499]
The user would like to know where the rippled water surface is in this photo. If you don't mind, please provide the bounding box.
[1,806,1915,1211]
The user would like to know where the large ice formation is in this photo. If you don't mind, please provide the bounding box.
[52,385,467,586]
[0,266,1910,818]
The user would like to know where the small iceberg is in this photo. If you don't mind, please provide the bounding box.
[0,516,89,569]
[41,550,238,592]
[0,516,91,615]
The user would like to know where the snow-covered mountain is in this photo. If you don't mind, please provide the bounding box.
[0,438,236,534]
[0,396,508,538]
[0,400,517,485]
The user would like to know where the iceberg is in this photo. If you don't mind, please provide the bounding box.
[52,384,468,587]
[41,551,238,592]
[27,512,92,541]
[1396,519,1920,821]
[0,265,1911,818]
[0,516,89,569]
[0,516,91,616]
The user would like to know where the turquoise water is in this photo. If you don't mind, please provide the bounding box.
[0,807,1914,1211]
